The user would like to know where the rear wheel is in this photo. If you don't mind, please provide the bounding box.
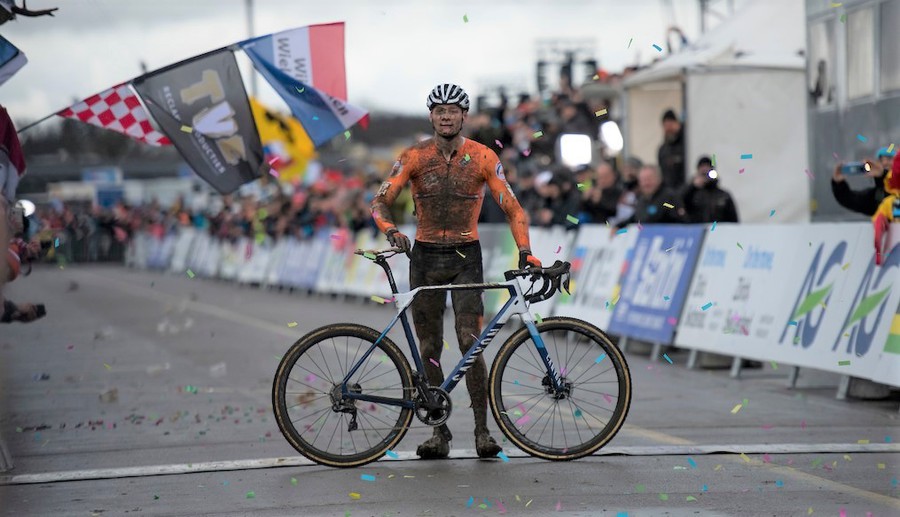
[489,317,631,460]
[273,323,415,467]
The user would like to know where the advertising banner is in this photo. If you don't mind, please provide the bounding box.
[609,225,705,343]
[554,224,638,330]
[674,223,900,387]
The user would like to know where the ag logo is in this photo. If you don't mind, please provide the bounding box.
[832,244,900,356]
[779,242,848,348]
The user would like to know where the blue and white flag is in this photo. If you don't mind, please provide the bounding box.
[241,38,368,147]
[0,35,27,88]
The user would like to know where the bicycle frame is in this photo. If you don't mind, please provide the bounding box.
[339,254,563,408]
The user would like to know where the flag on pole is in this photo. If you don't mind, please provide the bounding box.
[249,97,315,184]
[57,83,171,146]
[0,35,26,88]
[239,23,348,100]
[132,49,265,194]
[241,46,368,147]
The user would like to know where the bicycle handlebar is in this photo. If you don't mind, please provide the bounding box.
[505,260,571,304]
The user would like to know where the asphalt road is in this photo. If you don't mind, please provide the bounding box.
[0,264,898,516]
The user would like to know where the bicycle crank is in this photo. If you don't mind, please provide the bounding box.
[414,387,452,426]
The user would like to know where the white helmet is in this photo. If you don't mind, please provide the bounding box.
[426,83,470,111]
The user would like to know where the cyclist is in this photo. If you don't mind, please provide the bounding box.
[371,83,542,459]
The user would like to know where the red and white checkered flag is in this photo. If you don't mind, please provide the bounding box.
[57,83,171,146]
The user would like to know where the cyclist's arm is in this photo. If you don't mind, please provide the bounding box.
[483,155,531,252]
[371,151,413,234]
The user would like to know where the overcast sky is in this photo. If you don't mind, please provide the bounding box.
[1,0,749,124]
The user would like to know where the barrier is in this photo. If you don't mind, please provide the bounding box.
[122,222,900,391]
[675,223,900,387]
[608,225,705,345]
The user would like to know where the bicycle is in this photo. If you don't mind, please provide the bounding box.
[273,247,632,468]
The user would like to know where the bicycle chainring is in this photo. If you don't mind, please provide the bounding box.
[414,387,452,426]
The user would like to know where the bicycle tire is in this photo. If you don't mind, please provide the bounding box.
[273,323,415,468]
[488,316,631,461]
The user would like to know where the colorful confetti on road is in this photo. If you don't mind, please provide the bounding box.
[361,474,376,482]
[497,451,510,462]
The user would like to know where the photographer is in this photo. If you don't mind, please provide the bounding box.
[832,147,895,216]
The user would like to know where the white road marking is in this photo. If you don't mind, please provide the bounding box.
[1,443,896,485]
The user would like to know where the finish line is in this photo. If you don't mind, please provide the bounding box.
[1,443,896,485]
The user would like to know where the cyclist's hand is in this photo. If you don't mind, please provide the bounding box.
[519,249,542,269]
[386,228,411,253]
[833,163,845,183]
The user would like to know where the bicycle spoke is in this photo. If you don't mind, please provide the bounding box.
[564,398,586,446]
[571,363,615,385]
[568,395,616,415]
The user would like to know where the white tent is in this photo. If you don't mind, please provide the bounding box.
[623,0,809,223]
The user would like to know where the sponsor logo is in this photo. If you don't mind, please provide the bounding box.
[702,247,726,267]
[832,245,900,356]
[779,242,847,348]
[742,247,774,270]
[451,325,501,382]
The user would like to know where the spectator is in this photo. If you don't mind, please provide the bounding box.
[616,164,684,228]
[581,161,622,224]
[832,147,895,216]
[608,156,642,227]
[533,169,580,228]
[679,156,739,223]
[657,109,686,191]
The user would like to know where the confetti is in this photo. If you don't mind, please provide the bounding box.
[186,269,195,278]
[710,221,717,231]
[566,214,579,225]
[702,484,709,491]
[686,496,697,502]
[701,302,713,311]
[463,153,471,162]
[577,182,587,190]
[349,492,361,500]
[737,242,744,250]
[878,463,885,469]
[386,450,399,459]
[361,474,376,482]
[663,353,674,364]
[740,453,751,463]
[838,360,850,366]
[856,134,867,142]
[769,209,776,217]
[103,363,112,371]
[533,131,543,139]
[889,144,895,154]
[662,202,675,209]
[495,139,503,148]
[455,249,466,258]
[467,496,474,508]
[295,86,305,94]
[246,491,256,499]
[523,148,531,157]
[663,295,670,301]
[831,2,842,6]
[688,457,697,469]
[628,37,633,49]
[463,13,468,22]
[291,477,298,486]
[497,451,510,462]
[180,125,193,133]
[616,228,627,234]
[739,168,745,174]
[658,493,669,501]
[499,194,503,203]
[775,480,784,487]
[763,453,772,462]
[801,419,807,429]
[770,361,778,370]
[740,153,753,159]
[789,320,799,326]
[556,500,562,511]
[555,246,561,253]
[805,169,814,179]
[595,108,608,117]
[731,404,743,414]
[363,252,376,260]
[840,13,846,23]
[841,262,851,270]
[535,313,543,323]
[54,238,59,248]
[652,44,662,51]
[429,358,440,368]
[808,508,814,515]
[595,353,606,363]
[287,322,298,328]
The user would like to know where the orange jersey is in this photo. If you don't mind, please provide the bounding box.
[371,137,531,249]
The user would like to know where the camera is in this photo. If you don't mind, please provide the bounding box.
[841,162,871,175]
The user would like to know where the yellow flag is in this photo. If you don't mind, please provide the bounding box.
[249,97,316,183]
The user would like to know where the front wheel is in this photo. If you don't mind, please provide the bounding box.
[273,323,415,468]
[488,317,631,461]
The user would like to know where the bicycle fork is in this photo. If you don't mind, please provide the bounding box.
[523,320,567,397]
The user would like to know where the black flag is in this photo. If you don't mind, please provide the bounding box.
[133,49,264,194]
